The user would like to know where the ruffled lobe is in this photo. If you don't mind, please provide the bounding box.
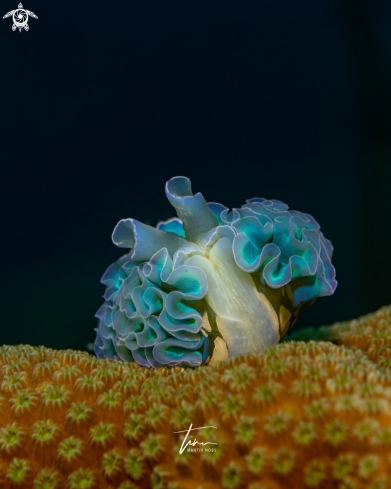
[94,330,118,360]
[246,197,289,211]
[153,336,208,366]
[156,217,186,238]
[242,200,292,222]
[165,176,218,243]
[159,265,207,336]
[142,247,173,286]
[232,216,273,272]
[112,218,188,261]
[272,218,318,272]
[319,235,337,292]
[207,202,228,224]
[220,208,241,225]
[172,242,203,269]
[211,195,337,321]
[196,225,236,254]
[95,246,208,368]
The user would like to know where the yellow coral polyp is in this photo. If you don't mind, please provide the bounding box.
[56,436,87,475]
[31,419,62,466]
[0,335,390,488]
[9,388,40,424]
[0,423,29,460]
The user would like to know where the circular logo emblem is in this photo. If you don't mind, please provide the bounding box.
[12,8,28,28]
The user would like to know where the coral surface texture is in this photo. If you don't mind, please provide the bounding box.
[332,305,391,368]
[1,326,391,488]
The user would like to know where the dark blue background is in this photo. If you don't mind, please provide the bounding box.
[1,0,391,351]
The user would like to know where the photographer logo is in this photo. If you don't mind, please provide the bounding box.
[173,424,218,454]
[3,3,38,32]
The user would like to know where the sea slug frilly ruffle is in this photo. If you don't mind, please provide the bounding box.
[94,176,337,368]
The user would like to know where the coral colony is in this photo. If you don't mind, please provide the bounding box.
[95,176,337,368]
[1,332,391,488]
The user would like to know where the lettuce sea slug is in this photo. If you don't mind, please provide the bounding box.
[94,177,337,367]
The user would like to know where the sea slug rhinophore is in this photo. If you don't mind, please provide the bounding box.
[94,176,337,367]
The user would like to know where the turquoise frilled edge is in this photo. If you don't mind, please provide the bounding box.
[94,176,337,368]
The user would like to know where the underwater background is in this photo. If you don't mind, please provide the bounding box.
[1,0,391,351]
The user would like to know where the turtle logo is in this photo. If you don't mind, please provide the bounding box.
[3,3,38,32]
